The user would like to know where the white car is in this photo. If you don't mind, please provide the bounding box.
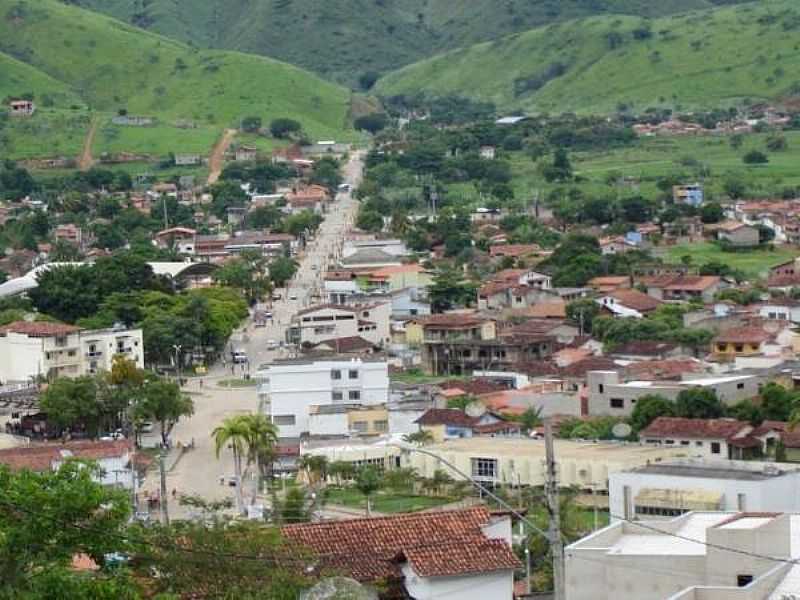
[289,293,297,301]
[139,422,154,434]
[266,339,279,350]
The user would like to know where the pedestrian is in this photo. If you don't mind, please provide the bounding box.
[199,378,204,389]
[219,475,225,486]
[172,488,177,499]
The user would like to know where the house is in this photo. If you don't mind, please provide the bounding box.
[308,403,389,438]
[309,336,377,356]
[340,248,403,270]
[234,145,257,162]
[224,231,298,257]
[609,341,686,361]
[673,183,704,207]
[488,244,542,260]
[0,440,133,488]
[111,115,154,126]
[660,275,721,303]
[712,326,771,359]
[286,184,329,205]
[588,276,631,294]
[597,289,661,318]
[255,358,390,438]
[716,221,760,247]
[363,263,433,292]
[598,236,635,255]
[479,145,496,159]
[0,322,144,383]
[154,227,197,253]
[471,207,503,223]
[609,460,800,522]
[282,507,520,600]
[324,270,361,304]
[586,371,762,417]
[288,303,391,347]
[638,417,768,460]
[53,223,83,247]
[8,99,35,117]
[174,153,201,166]
[414,408,477,442]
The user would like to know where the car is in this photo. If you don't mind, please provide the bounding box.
[289,293,297,301]
[271,293,282,301]
[139,422,154,434]
[263,312,273,320]
[266,339,279,350]
[311,264,318,270]
[232,351,248,364]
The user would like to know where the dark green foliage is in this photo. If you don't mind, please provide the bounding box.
[354,112,389,134]
[269,118,302,139]
[630,395,675,432]
[675,388,725,419]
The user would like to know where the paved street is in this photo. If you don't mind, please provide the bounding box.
[139,152,364,520]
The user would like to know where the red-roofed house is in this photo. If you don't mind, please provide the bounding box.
[282,507,520,599]
[639,417,771,460]
[658,275,721,303]
[597,289,662,318]
[712,327,772,359]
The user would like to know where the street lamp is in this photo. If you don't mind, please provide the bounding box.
[172,344,182,386]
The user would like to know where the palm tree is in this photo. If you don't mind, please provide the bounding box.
[238,413,279,503]
[403,429,434,445]
[212,416,251,515]
[430,468,454,497]
[298,454,329,487]
[520,407,544,435]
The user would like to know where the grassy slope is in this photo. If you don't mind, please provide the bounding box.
[0,51,81,107]
[377,0,800,113]
[0,0,354,160]
[662,242,800,278]
[75,0,732,85]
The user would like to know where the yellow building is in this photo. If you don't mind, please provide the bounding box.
[406,313,496,346]
[712,327,769,359]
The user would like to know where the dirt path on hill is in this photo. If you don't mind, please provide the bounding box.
[207,128,237,185]
[77,117,99,171]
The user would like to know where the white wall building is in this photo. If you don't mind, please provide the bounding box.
[610,460,800,522]
[288,303,391,347]
[257,359,390,438]
[566,512,800,600]
[0,321,144,383]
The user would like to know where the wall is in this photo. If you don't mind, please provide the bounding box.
[388,407,426,435]
[401,564,514,600]
[638,436,731,460]
[0,333,45,382]
[308,411,349,437]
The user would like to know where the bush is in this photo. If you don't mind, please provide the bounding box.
[354,113,388,134]
[241,116,262,133]
[742,149,769,164]
[269,118,302,139]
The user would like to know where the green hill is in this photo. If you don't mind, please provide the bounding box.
[73,0,745,86]
[376,0,800,114]
[0,0,354,160]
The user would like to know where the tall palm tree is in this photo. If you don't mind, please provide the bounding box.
[212,416,251,515]
[298,454,329,488]
[238,413,279,503]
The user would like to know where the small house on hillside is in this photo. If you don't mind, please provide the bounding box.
[8,99,35,117]
[716,221,760,247]
[235,145,257,162]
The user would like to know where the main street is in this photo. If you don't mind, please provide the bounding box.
[139,152,364,519]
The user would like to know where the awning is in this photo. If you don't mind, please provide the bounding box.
[635,487,723,511]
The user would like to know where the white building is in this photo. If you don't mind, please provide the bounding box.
[566,511,800,600]
[288,303,391,347]
[0,321,144,383]
[256,359,390,438]
[610,460,800,522]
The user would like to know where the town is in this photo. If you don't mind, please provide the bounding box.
[5,1,800,599]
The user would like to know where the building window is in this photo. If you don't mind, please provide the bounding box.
[737,575,753,588]
[711,442,721,454]
[273,415,296,426]
[331,370,342,380]
[68,350,77,357]
[352,421,367,433]
[737,493,746,511]
[735,344,744,352]
[737,382,745,389]
[680,440,690,446]
[348,370,358,379]
[332,391,343,401]
[471,457,498,480]
[635,505,688,517]
[374,420,388,432]
[695,441,703,446]
[717,344,726,352]
[598,384,604,394]
[348,390,361,401]
[609,398,624,409]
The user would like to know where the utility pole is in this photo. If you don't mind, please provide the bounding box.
[159,449,170,526]
[545,419,565,600]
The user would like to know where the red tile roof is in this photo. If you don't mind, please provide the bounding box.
[413,313,489,329]
[439,379,507,396]
[489,244,541,258]
[611,341,678,357]
[713,327,771,345]
[415,409,477,427]
[0,321,81,337]
[0,440,131,472]
[640,417,748,440]
[664,276,720,291]
[313,336,375,353]
[607,289,662,312]
[281,507,519,582]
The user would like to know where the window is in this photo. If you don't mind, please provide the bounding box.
[737,493,747,511]
[737,382,745,389]
[273,415,296,426]
[737,575,753,588]
[695,441,703,447]
[717,344,726,352]
[348,390,361,401]
[735,344,744,352]
[635,505,688,517]
[471,457,498,480]
[332,391,343,401]
[67,350,76,357]
[352,421,368,433]
[348,370,358,379]
[680,440,690,446]
[331,370,342,380]
[598,384,605,394]
[711,442,721,454]
[609,398,624,409]
[374,420,388,432]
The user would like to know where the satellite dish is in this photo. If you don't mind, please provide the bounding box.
[465,401,487,418]
[612,423,633,439]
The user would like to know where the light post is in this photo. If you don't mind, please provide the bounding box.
[172,344,182,386]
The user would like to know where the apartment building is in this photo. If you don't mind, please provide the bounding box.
[0,322,144,382]
[287,303,391,347]
[256,359,390,438]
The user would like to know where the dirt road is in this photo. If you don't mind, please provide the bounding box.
[207,128,237,185]
[77,117,99,171]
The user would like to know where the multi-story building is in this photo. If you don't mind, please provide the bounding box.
[287,303,391,347]
[256,359,390,438]
[0,322,144,382]
[566,511,800,600]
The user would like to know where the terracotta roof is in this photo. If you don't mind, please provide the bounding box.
[624,359,704,381]
[0,440,131,472]
[664,276,720,291]
[439,379,507,396]
[525,301,567,319]
[415,409,477,427]
[282,507,518,582]
[368,264,425,277]
[313,336,375,353]
[767,274,800,288]
[489,244,541,258]
[713,327,771,344]
[517,360,561,377]
[716,220,750,232]
[472,422,522,435]
[561,356,620,378]
[611,341,678,357]
[413,313,489,329]
[0,321,81,337]
[639,417,748,440]
[588,276,629,287]
[607,289,662,312]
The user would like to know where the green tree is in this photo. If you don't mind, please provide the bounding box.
[520,407,543,434]
[238,413,279,482]
[766,134,788,152]
[209,180,249,218]
[354,113,389,134]
[269,118,302,139]
[310,156,343,191]
[356,208,384,232]
[269,256,298,287]
[743,149,769,164]
[760,383,799,422]
[700,202,724,224]
[29,265,99,323]
[39,376,102,436]
[135,380,194,447]
[403,429,435,445]
[428,267,477,312]
[727,399,764,425]
[0,462,131,592]
[275,485,311,524]
[675,388,725,419]
[298,454,329,488]
[212,416,250,515]
[355,466,382,517]
[241,115,262,133]
[542,148,572,182]
[566,298,600,334]
[630,395,675,432]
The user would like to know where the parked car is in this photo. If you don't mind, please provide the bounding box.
[267,339,279,350]
[139,422,154,434]
[231,351,248,364]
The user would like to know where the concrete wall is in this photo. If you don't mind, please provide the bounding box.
[401,564,514,600]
